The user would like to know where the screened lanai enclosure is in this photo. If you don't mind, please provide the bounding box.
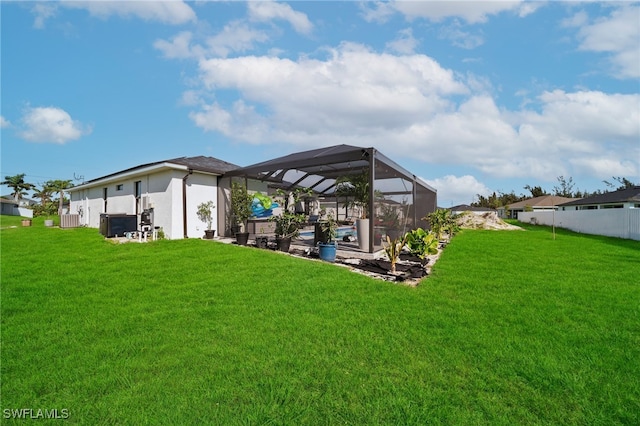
[222,144,437,253]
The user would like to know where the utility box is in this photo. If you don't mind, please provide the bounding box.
[100,214,137,238]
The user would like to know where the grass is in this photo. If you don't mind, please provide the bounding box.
[1,216,639,424]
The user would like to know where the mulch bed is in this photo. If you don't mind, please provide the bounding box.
[289,248,431,286]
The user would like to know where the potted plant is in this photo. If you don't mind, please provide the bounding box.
[231,182,253,245]
[336,170,370,251]
[269,188,310,252]
[196,200,216,239]
[317,211,338,262]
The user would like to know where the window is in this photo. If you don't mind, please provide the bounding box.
[116,184,123,191]
[103,188,108,212]
[602,204,623,209]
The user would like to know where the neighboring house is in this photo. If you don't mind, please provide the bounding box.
[1,195,37,208]
[68,156,239,239]
[448,204,496,215]
[558,186,640,210]
[498,195,580,219]
[0,197,34,218]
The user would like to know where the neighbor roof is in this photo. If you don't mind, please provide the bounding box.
[559,186,640,206]
[506,195,580,209]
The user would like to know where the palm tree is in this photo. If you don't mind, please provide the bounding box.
[335,170,370,219]
[32,182,55,206]
[1,173,35,202]
[46,179,74,216]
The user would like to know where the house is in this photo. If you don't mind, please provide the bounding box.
[497,195,580,219]
[0,196,35,218]
[558,186,640,210]
[69,145,437,251]
[69,156,240,239]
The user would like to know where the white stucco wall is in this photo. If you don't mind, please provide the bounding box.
[70,165,221,240]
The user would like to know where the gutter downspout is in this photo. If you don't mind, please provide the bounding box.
[183,168,193,238]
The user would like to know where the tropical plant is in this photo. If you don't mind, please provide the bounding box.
[269,187,310,239]
[45,179,74,216]
[32,182,55,206]
[230,182,253,231]
[424,208,459,241]
[2,173,35,202]
[383,234,407,274]
[196,201,215,231]
[317,210,338,243]
[404,228,438,262]
[335,170,369,219]
[270,211,306,239]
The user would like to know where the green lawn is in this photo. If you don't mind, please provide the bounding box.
[1,216,639,424]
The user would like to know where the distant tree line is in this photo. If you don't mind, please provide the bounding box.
[472,176,637,209]
[2,173,74,217]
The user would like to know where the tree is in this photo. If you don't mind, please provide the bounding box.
[1,173,35,202]
[335,170,370,219]
[553,176,576,198]
[524,185,547,197]
[32,182,55,206]
[46,179,74,216]
[603,176,636,191]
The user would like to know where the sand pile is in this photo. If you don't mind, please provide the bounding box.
[456,211,522,230]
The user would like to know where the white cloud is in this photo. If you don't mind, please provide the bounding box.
[389,0,528,24]
[155,22,270,60]
[248,1,313,35]
[386,28,419,54]
[31,3,57,29]
[206,21,270,58]
[59,0,196,25]
[184,42,638,183]
[424,175,492,207]
[0,116,11,128]
[154,31,201,59]
[573,4,640,79]
[439,21,484,49]
[19,106,91,144]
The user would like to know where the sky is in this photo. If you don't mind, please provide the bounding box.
[2,0,639,207]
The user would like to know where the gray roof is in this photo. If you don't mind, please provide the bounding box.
[81,156,240,185]
[225,144,436,194]
[559,186,640,206]
[165,156,240,174]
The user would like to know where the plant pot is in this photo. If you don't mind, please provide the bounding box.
[276,237,291,252]
[22,219,32,227]
[44,219,54,227]
[236,232,249,246]
[356,218,370,251]
[204,230,216,239]
[318,242,337,262]
[255,236,269,249]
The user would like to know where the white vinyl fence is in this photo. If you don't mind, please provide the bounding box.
[518,209,640,241]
